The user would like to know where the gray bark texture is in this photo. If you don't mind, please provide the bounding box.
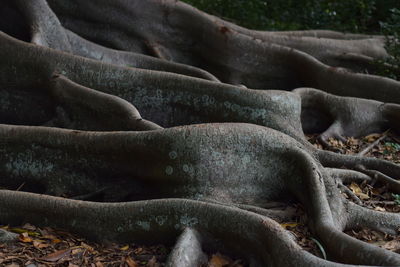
[1,0,400,266]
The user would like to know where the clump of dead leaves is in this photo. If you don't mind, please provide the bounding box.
[0,224,245,267]
[0,223,168,267]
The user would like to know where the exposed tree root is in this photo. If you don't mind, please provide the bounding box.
[0,190,392,267]
[326,168,372,184]
[0,0,400,266]
[2,32,400,145]
[347,201,400,236]
[1,123,400,265]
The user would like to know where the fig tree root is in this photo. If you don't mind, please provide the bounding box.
[1,0,400,266]
[1,123,400,266]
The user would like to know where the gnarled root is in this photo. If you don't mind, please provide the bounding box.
[4,0,400,99]
[0,190,384,267]
[3,0,219,82]
[294,88,393,143]
[317,150,400,195]
[1,123,399,266]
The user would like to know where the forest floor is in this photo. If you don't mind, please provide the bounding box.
[1,132,400,267]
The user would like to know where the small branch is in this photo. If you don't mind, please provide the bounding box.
[70,187,108,200]
[338,183,363,205]
[15,182,25,191]
[357,130,389,156]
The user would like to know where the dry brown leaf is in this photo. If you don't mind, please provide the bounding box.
[19,232,33,243]
[71,248,84,255]
[125,256,139,267]
[374,206,386,212]
[120,245,129,251]
[349,183,370,200]
[42,234,57,240]
[81,242,94,252]
[365,133,381,142]
[209,253,230,267]
[41,248,71,262]
[33,240,49,249]
[95,261,105,267]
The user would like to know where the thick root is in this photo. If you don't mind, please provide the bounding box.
[0,190,353,267]
[316,150,400,190]
[295,88,391,139]
[347,201,400,235]
[315,223,400,266]
[326,168,372,184]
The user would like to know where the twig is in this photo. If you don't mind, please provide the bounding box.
[357,130,389,156]
[15,182,26,191]
[70,187,108,200]
[338,183,363,205]
[310,237,327,260]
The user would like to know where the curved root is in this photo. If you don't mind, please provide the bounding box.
[316,150,400,185]
[295,88,390,140]
[0,190,350,267]
[326,168,372,184]
[346,201,400,235]
[315,223,400,266]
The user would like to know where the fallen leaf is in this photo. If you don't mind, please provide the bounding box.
[208,253,230,267]
[126,256,139,267]
[41,248,71,262]
[280,222,298,229]
[364,133,381,142]
[120,245,129,251]
[12,227,40,237]
[374,206,386,212]
[19,232,33,243]
[33,240,49,249]
[81,242,94,252]
[349,182,370,200]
